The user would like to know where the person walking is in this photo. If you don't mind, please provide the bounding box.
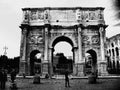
[10,69,16,83]
[65,71,70,87]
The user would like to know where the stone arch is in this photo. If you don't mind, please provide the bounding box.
[86,49,97,64]
[52,36,73,47]
[115,47,119,56]
[112,60,115,71]
[50,36,74,74]
[109,49,111,56]
[85,49,97,75]
[111,43,114,47]
[30,50,41,75]
[117,60,119,71]
[49,35,76,48]
[112,49,115,57]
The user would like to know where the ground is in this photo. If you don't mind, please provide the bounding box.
[4,78,120,90]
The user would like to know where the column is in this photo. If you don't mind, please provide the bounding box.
[19,28,27,75]
[99,26,108,75]
[77,26,82,63]
[44,26,48,62]
[48,47,54,78]
[99,26,105,61]
[72,47,78,75]
[42,25,49,75]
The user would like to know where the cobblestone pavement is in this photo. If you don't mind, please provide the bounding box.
[4,78,120,90]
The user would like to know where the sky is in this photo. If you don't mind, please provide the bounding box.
[0,0,119,58]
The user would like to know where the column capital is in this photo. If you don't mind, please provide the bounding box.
[99,26,104,32]
[77,27,82,33]
[20,24,30,29]
[98,24,108,29]
[49,47,54,52]
[72,47,78,52]
[22,28,28,35]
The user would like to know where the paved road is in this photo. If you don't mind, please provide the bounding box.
[4,78,120,90]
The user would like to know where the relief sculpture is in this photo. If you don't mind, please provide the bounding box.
[76,10,99,21]
[82,35,90,45]
[83,11,89,20]
[30,11,38,20]
[24,11,29,20]
[91,35,100,45]
[38,11,44,20]
[29,35,43,44]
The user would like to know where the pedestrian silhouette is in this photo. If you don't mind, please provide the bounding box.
[0,68,7,89]
[65,71,70,87]
[10,69,17,89]
[10,69,16,83]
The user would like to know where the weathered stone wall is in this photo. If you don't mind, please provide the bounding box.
[106,34,120,72]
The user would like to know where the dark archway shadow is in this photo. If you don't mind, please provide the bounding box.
[30,50,41,75]
[51,36,74,75]
[84,49,97,76]
[86,49,97,65]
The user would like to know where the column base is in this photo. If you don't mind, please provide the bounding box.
[19,60,26,76]
[98,61,108,76]
[42,62,49,75]
[73,63,85,77]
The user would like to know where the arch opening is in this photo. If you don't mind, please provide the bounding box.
[84,49,97,75]
[51,36,74,75]
[115,47,119,56]
[30,50,42,75]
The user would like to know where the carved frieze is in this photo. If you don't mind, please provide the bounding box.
[76,9,103,21]
[30,10,38,20]
[22,7,104,26]
[29,10,50,23]
[82,29,100,46]
[28,35,43,44]
[91,35,100,45]
[28,29,44,44]
[38,10,44,20]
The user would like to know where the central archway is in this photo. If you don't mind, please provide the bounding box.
[51,36,74,75]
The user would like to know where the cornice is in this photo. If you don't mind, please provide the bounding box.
[22,7,104,11]
[20,24,108,30]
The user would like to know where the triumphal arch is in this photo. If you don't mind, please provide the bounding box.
[19,7,108,76]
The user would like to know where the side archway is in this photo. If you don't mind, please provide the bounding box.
[30,50,41,75]
[85,49,97,75]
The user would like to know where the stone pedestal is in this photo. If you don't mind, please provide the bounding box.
[19,61,26,76]
[73,63,84,76]
[42,63,49,75]
[88,74,97,84]
[77,63,84,76]
[10,82,17,89]
[98,61,108,76]
[33,74,41,84]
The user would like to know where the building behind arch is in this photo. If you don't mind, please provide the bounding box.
[106,34,120,74]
